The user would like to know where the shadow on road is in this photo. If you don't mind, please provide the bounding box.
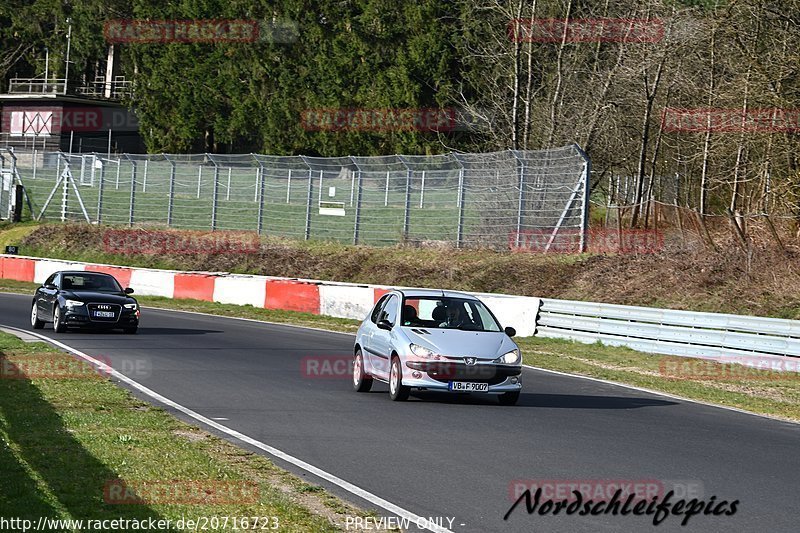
[406,390,676,409]
[55,327,223,336]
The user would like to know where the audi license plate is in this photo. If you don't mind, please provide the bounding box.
[448,381,489,392]
[93,311,115,318]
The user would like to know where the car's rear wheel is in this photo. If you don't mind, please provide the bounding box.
[52,306,66,333]
[498,390,520,406]
[389,356,410,401]
[353,349,373,392]
[30,302,44,329]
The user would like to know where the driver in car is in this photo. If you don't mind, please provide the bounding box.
[440,304,470,328]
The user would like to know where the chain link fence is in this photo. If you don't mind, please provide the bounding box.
[1,146,589,250]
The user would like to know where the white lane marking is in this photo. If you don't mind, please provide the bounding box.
[4,325,453,533]
[2,290,791,423]
[211,417,229,421]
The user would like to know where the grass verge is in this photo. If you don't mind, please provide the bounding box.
[0,328,377,531]
[3,278,795,422]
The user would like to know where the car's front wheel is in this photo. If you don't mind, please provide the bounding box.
[52,306,66,333]
[498,390,520,406]
[353,349,373,392]
[30,302,44,329]
[389,356,410,401]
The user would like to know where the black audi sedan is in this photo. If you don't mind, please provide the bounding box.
[30,271,140,333]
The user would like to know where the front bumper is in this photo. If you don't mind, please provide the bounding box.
[403,360,522,392]
[63,307,139,329]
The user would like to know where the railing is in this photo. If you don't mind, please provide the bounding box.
[8,78,67,95]
[536,298,800,366]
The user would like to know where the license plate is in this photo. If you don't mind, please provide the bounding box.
[448,381,489,392]
[93,311,115,318]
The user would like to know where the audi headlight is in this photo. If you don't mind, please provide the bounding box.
[65,300,84,308]
[409,344,439,359]
[124,303,138,309]
[494,349,520,364]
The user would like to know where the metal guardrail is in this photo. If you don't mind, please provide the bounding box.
[536,298,800,367]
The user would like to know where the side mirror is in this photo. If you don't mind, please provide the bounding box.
[124,287,134,294]
[504,326,516,337]
[44,283,57,290]
[377,319,393,331]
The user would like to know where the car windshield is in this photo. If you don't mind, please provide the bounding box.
[61,273,123,293]
[401,296,502,332]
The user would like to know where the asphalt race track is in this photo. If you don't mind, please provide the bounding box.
[1,292,797,533]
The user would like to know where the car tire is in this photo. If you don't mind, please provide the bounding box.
[31,302,44,329]
[53,306,66,333]
[353,349,373,392]
[389,356,410,401]
[123,327,138,334]
[498,391,520,406]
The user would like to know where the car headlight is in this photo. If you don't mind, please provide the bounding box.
[64,300,84,308]
[124,303,138,309]
[494,349,520,364]
[409,344,439,359]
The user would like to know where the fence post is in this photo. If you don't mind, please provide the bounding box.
[304,169,313,240]
[211,160,219,230]
[457,168,465,247]
[197,166,202,199]
[353,169,363,245]
[96,159,105,223]
[384,170,390,206]
[142,159,148,193]
[61,165,69,222]
[350,170,355,206]
[514,152,525,248]
[286,169,292,203]
[256,160,266,235]
[317,169,323,206]
[226,167,231,201]
[403,169,411,239]
[167,156,175,227]
[574,144,591,253]
[419,170,425,208]
[128,158,136,226]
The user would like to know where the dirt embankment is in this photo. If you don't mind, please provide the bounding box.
[17,222,800,319]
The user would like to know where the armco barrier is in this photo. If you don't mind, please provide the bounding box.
[537,298,800,368]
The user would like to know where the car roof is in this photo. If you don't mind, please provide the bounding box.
[396,288,478,300]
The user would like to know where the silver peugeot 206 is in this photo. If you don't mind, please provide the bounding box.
[353,289,522,405]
